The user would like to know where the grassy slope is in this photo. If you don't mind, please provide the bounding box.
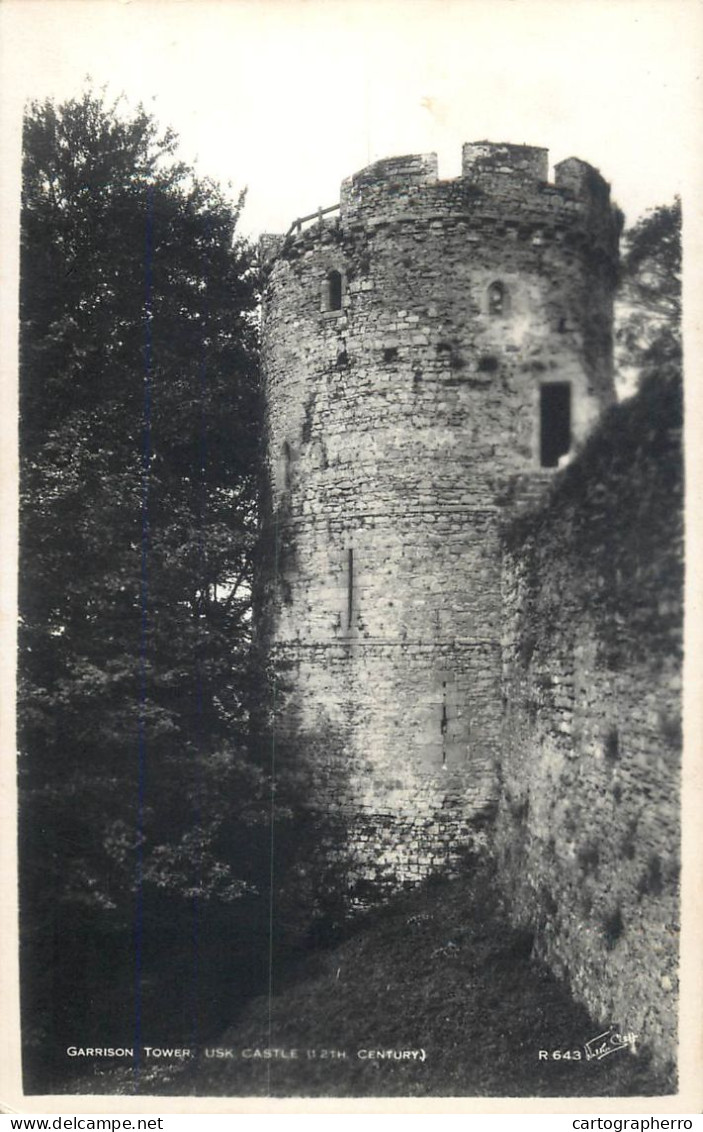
[67,858,670,1098]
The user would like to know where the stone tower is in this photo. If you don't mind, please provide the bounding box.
[260,142,621,891]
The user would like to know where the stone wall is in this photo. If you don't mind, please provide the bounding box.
[260,142,621,887]
[496,366,683,1078]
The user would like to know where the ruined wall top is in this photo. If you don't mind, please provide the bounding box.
[263,141,620,263]
[339,141,613,220]
[461,142,549,181]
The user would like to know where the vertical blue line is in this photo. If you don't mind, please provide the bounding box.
[135,181,154,1084]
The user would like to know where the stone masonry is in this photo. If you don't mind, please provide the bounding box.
[259,142,622,889]
[496,370,683,1078]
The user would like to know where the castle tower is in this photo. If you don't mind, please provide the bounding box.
[260,142,621,892]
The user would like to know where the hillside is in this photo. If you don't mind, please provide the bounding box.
[64,858,670,1098]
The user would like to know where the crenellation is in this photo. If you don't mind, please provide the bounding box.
[461,141,549,182]
[263,144,620,272]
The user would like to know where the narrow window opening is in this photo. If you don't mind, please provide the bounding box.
[540,383,571,467]
[281,440,292,489]
[326,270,343,311]
[441,680,448,766]
[347,548,354,629]
[488,280,508,317]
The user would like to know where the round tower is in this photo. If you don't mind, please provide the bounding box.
[260,142,621,892]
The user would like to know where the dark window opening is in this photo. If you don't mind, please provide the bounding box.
[441,680,448,765]
[326,270,343,311]
[347,548,354,629]
[282,440,292,488]
[488,280,508,317]
[382,346,398,363]
[540,383,571,467]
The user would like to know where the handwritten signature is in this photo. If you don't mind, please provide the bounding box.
[584,1027,638,1061]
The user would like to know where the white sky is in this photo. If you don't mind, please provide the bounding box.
[2,0,702,237]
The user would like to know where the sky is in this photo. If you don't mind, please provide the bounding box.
[2,0,702,237]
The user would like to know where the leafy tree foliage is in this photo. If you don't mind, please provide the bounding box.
[616,199,681,391]
[18,89,265,1064]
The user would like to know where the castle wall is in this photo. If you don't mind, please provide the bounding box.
[496,369,683,1076]
[260,143,621,888]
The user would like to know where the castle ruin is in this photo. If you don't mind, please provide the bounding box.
[260,142,621,878]
[259,142,681,1076]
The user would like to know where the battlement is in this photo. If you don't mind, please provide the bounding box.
[340,152,439,210]
[461,141,549,182]
[263,141,618,265]
[337,141,612,218]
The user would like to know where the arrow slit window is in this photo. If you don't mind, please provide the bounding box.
[324,270,343,312]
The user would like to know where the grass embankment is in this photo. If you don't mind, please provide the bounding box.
[69,858,669,1097]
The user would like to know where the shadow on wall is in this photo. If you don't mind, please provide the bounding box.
[249,650,358,949]
[253,652,499,949]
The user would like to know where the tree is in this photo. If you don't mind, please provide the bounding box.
[18,89,265,1073]
[615,198,681,394]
